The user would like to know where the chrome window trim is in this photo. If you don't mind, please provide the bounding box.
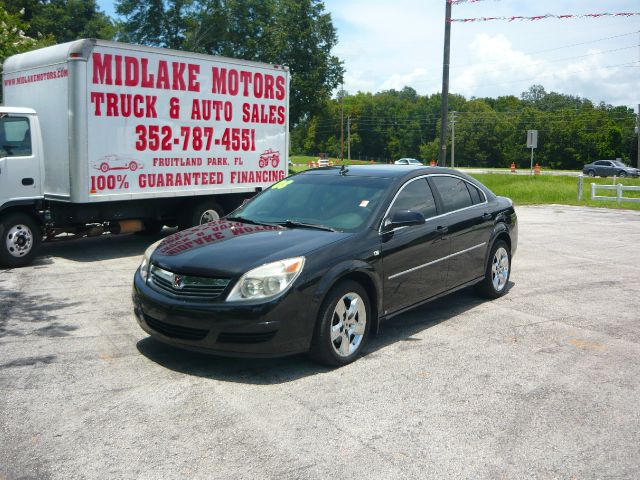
[388,242,487,280]
[379,173,488,234]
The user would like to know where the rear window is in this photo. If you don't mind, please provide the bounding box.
[431,176,473,213]
[466,183,485,205]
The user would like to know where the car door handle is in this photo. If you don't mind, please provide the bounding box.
[482,213,492,221]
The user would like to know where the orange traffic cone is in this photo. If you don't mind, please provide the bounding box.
[534,163,541,175]
[510,162,516,173]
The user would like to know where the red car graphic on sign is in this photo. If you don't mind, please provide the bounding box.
[258,149,280,169]
[93,155,144,173]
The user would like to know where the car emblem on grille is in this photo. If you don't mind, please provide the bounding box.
[172,274,185,290]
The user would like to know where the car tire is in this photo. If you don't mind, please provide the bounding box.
[618,171,627,178]
[587,170,595,177]
[180,201,224,229]
[475,240,511,299]
[308,279,371,367]
[0,212,42,268]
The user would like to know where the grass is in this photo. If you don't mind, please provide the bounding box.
[288,156,640,210]
[469,174,640,210]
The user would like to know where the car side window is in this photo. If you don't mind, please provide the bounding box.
[466,183,484,204]
[0,117,32,157]
[388,178,437,220]
[431,176,473,213]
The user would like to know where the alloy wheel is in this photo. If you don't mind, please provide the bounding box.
[491,247,509,292]
[330,292,367,357]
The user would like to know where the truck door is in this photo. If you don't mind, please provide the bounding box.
[0,115,42,206]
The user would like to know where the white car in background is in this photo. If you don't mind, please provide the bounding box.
[394,158,422,165]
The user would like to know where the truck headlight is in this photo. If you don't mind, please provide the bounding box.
[227,257,305,302]
[139,240,163,282]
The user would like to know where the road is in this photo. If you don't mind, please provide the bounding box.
[1,205,639,479]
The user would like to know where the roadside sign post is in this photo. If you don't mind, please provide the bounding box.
[527,130,538,176]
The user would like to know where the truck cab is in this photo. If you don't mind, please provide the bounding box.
[0,108,44,205]
[0,108,45,266]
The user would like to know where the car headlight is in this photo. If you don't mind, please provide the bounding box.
[139,239,163,282]
[226,257,305,302]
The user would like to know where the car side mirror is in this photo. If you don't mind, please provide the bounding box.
[382,210,425,232]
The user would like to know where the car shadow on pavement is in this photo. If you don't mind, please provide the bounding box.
[37,228,177,263]
[135,282,514,384]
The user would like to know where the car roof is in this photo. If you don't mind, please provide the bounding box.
[301,164,462,178]
[299,165,497,199]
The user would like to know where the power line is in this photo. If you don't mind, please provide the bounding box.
[451,12,640,23]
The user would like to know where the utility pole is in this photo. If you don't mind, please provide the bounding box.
[347,115,351,162]
[340,86,344,161]
[438,0,452,167]
[450,111,456,168]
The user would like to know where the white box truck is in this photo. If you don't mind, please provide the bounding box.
[0,39,290,267]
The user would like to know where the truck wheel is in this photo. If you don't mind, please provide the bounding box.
[180,201,224,229]
[0,213,42,268]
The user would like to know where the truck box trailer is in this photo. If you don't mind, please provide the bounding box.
[0,39,290,267]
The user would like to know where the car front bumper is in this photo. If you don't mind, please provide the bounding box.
[132,270,317,357]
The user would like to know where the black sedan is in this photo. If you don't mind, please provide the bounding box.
[582,160,640,178]
[132,166,517,366]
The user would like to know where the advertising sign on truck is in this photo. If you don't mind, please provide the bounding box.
[0,40,290,267]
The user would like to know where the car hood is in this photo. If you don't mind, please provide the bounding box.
[151,220,353,277]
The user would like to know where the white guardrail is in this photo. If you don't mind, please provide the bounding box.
[577,174,640,203]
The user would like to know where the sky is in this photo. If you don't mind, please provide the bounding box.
[97,0,640,108]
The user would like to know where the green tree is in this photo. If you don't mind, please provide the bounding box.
[292,85,636,169]
[116,0,195,48]
[2,0,115,42]
[0,5,54,102]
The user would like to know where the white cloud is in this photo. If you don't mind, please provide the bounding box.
[325,0,640,107]
[379,68,430,91]
[454,33,639,106]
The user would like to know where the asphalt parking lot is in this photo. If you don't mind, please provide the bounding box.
[1,205,639,479]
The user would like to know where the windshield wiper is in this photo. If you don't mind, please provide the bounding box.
[276,220,337,232]
[226,216,277,227]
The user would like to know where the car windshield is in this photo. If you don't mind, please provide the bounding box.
[612,161,626,167]
[231,174,392,231]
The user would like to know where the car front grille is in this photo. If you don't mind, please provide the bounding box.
[143,313,208,341]
[149,265,230,300]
